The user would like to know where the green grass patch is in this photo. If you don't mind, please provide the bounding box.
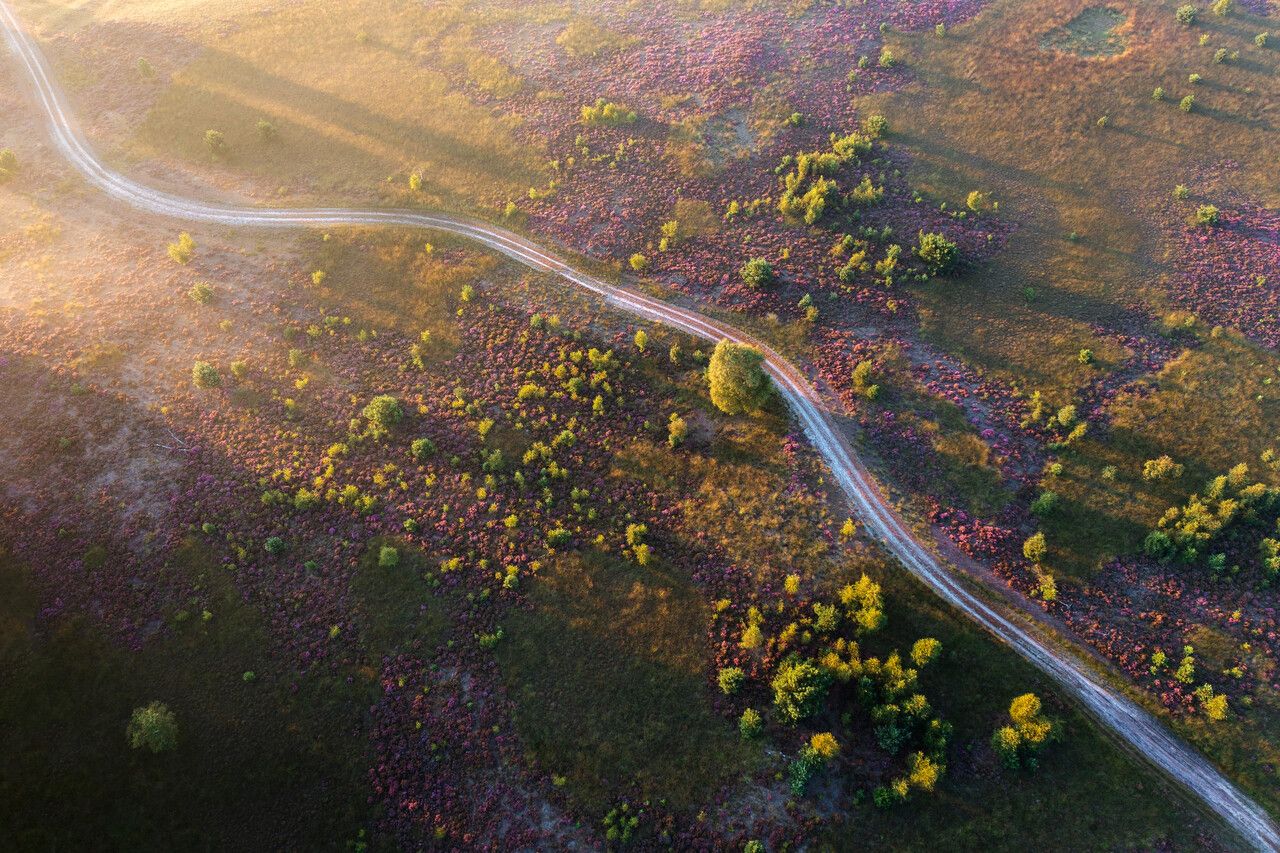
[305,229,501,354]
[1040,330,1280,578]
[496,549,758,813]
[353,537,450,659]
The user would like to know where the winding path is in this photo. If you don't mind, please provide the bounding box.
[3,3,1277,848]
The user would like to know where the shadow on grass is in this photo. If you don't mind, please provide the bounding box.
[494,549,759,814]
[0,541,377,851]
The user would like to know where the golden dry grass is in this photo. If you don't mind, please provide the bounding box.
[120,0,548,208]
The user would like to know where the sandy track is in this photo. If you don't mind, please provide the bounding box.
[2,3,1276,848]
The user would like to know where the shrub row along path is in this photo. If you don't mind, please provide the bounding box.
[2,3,1276,848]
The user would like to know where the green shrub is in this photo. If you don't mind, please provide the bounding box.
[628,253,649,272]
[167,232,196,265]
[851,359,880,400]
[137,58,156,79]
[580,98,637,126]
[1142,455,1184,481]
[739,257,775,289]
[667,412,688,448]
[187,282,214,305]
[910,637,942,667]
[1152,86,1165,101]
[739,707,763,739]
[256,119,277,142]
[0,148,17,182]
[1175,4,1197,24]
[1179,94,1195,113]
[264,536,287,555]
[718,666,746,694]
[127,702,178,752]
[363,394,403,433]
[1030,491,1059,516]
[771,657,832,724]
[410,437,436,462]
[203,129,229,159]
[1022,532,1047,563]
[1194,204,1219,226]
[990,693,1060,770]
[378,545,400,568]
[191,360,220,389]
[862,113,888,138]
[915,231,958,274]
[1211,0,1232,15]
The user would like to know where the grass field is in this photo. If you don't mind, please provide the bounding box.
[496,548,762,814]
[873,0,1279,404]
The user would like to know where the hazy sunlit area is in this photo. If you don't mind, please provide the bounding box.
[1,0,1279,849]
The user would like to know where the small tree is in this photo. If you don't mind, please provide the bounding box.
[191,360,221,389]
[378,545,399,568]
[168,232,196,265]
[629,253,649,272]
[1179,94,1195,113]
[916,231,958,274]
[137,58,156,79]
[410,437,436,462]
[127,701,178,752]
[992,692,1060,769]
[1176,4,1197,24]
[634,329,648,352]
[1194,204,1219,226]
[707,340,772,415]
[851,359,880,400]
[739,707,763,739]
[187,282,214,305]
[667,412,689,448]
[717,666,746,694]
[862,113,888,138]
[1022,532,1047,563]
[771,657,832,724]
[739,257,775,289]
[910,637,942,667]
[1142,455,1184,481]
[0,148,17,182]
[363,394,403,434]
[204,129,229,160]
[257,119,277,142]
